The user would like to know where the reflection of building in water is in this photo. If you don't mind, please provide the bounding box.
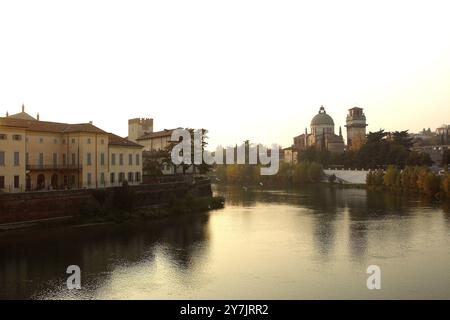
[0,214,210,299]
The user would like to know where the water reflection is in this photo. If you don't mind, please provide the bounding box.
[0,185,449,299]
[0,214,210,299]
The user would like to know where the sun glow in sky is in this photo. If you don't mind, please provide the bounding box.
[1,0,449,148]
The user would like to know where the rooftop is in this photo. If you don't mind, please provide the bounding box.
[1,107,142,148]
[136,128,179,140]
[0,116,108,134]
[108,133,143,148]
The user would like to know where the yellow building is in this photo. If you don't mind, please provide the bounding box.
[136,128,177,152]
[0,106,143,192]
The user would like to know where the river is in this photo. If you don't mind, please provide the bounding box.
[0,184,449,299]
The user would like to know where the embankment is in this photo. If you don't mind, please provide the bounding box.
[0,177,213,225]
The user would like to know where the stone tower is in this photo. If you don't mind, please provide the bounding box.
[345,107,367,150]
[128,118,154,142]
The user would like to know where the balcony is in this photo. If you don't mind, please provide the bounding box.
[26,164,83,171]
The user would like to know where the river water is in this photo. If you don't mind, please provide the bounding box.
[0,184,449,299]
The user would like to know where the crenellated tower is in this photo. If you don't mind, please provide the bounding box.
[128,118,154,142]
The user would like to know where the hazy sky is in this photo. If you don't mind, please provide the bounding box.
[1,0,449,149]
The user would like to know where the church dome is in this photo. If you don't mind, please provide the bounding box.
[311,106,334,126]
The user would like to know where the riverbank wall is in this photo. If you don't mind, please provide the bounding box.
[0,177,212,225]
[324,169,369,184]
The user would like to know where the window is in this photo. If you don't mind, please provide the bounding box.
[53,153,57,167]
[119,153,124,165]
[0,151,5,166]
[62,139,66,144]
[111,153,116,165]
[71,175,76,186]
[87,138,91,144]
[14,176,19,189]
[14,152,20,166]
[12,135,22,141]
[110,172,115,184]
[100,139,105,145]
[62,154,66,166]
[136,154,140,166]
[39,153,44,167]
[0,176,4,189]
[100,172,105,185]
[53,138,58,144]
[39,138,44,143]
[0,134,6,140]
[135,172,141,182]
[72,153,76,165]
[87,173,92,186]
[87,153,92,166]
[100,153,105,166]
[128,172,133,182]
[119,172,124,183]
[71,138,76,144]
[128,154,133,166]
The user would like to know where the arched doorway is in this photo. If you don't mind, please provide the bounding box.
[37,174,45,190]
[51,174,58,189]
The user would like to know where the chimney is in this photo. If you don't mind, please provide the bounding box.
[89,121,93,124]
[22,104,25,112]
[37,113,40,121]
[6,111,9,117]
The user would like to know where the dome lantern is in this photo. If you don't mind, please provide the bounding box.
[310,106,335,127]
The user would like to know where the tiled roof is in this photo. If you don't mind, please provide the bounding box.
[136,128,178,140]
[9,111,36,121]
[0,116,107,134]
[108,133,143,148]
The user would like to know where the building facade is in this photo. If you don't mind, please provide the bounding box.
[127,119,197,175]
[136,129,177,152]
[0,107,143,192]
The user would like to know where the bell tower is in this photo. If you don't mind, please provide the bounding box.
[345,107,367,150]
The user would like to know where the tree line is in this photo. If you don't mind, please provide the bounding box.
[215,162,323,187]
[299,130,434,168]
[367,165,450,198]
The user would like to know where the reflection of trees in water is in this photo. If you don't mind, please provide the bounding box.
[302,186,339,258]
[441,201,450,231]
[0,214,210,299]
[213,185,258,207]
[216,184,448,262]
[442,200,450,214]
[158,214,210,271]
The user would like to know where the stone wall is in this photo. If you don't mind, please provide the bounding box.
[0,178,212,224]
[324,169,369,184]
